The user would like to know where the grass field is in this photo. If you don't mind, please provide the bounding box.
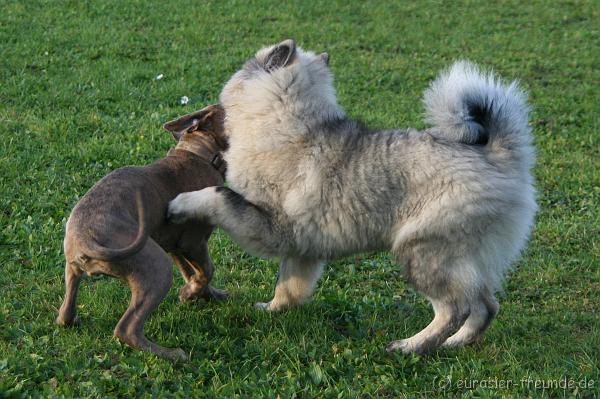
[1,0,598,397]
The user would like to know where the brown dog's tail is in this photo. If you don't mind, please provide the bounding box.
[80,191,148,261]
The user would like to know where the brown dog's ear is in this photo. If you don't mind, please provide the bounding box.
[163,106,214,141]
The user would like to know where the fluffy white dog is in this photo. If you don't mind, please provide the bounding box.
[169,40,537,354]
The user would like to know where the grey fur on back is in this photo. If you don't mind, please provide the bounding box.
[423,60,534,168]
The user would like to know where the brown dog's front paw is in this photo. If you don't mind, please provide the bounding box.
[179,282,206,303]
[179,283,228,303]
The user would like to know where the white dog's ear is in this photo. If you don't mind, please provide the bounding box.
[319,52,329,66]
[163,105,216,141]
[264,39,296,72]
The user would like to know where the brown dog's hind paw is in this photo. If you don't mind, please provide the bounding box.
[114,330,188,362]
[203,285,229,302]
[162,347,188,362]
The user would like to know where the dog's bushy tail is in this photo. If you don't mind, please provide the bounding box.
[423,61,534,170]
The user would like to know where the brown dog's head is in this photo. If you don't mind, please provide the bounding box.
[163,104,227,150]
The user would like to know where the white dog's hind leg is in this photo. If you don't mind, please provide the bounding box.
[256,257,325,312]
[442,292,499,348]
[390,239,487,354]
[386,298,470,354]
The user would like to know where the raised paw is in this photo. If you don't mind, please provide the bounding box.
[167,193,196,224]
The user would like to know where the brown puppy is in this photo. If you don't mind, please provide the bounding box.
[56,104,228,360]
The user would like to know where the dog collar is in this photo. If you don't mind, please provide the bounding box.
[210,153,227,176]
[167,148,227,177]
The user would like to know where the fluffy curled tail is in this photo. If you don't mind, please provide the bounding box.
[423,61,534,168]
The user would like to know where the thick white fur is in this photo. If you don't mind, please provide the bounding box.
[424,60,534,172]
[169,42,537,354]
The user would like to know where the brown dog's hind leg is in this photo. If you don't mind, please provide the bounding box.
[56,261,84,326]
[114,240,186,361]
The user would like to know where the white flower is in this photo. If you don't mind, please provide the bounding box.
[155,73,164,80]
[180,96,189,105]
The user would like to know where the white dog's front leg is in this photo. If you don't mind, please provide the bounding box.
[256,257,325,311]
[168,187,220,224]
[169,186,288,258]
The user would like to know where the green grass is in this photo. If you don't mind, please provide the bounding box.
[1,0,598,397]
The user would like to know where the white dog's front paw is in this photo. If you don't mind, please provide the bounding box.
[254,301,287,312]
[254,301,272,311]
[255,301,285,312]
[167,191,199,224]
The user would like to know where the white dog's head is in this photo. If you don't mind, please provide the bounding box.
[220,40,344,146]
